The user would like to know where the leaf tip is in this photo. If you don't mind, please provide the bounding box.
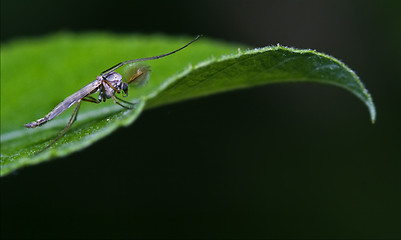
[364,94,376,124]
[369,105,376,124]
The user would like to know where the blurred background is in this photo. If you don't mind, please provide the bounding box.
[1,0,400,239]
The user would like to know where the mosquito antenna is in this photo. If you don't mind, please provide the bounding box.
[101,35,202,75]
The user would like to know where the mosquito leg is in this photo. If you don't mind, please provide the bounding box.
[71,103,80,124]
[101,82,132,109]
[101,86,107,102]
[37,100,82,153]
[110,94,132,109]
[82,96,100,104]
[115,95,137,106]
[104,92,133,109]
[103,79,120,93]
[100,35,201,75]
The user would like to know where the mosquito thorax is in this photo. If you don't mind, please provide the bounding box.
[104,72,123,85]
[99,72,122,99]
[102,72,123,89]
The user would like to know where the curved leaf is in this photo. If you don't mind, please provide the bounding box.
[0,33,375,176]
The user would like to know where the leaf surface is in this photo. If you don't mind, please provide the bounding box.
[0,33,375,176]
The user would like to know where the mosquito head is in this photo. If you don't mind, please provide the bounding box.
[121,82,129,97]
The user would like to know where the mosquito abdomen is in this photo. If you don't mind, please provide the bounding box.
[25,117,49,128]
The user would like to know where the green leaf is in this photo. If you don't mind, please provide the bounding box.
[0,33,375,176]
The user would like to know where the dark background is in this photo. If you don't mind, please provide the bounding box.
[1,0,401,239]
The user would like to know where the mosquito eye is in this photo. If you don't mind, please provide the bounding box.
[122,83,128,91]
[122,83,128,96]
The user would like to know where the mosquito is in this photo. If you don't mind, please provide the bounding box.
[25,35,201,152]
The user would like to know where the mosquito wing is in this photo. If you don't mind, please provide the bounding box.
[45,80,101,121]
[122,63,151,87]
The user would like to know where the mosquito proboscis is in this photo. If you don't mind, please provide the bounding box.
[25,35,201,152]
